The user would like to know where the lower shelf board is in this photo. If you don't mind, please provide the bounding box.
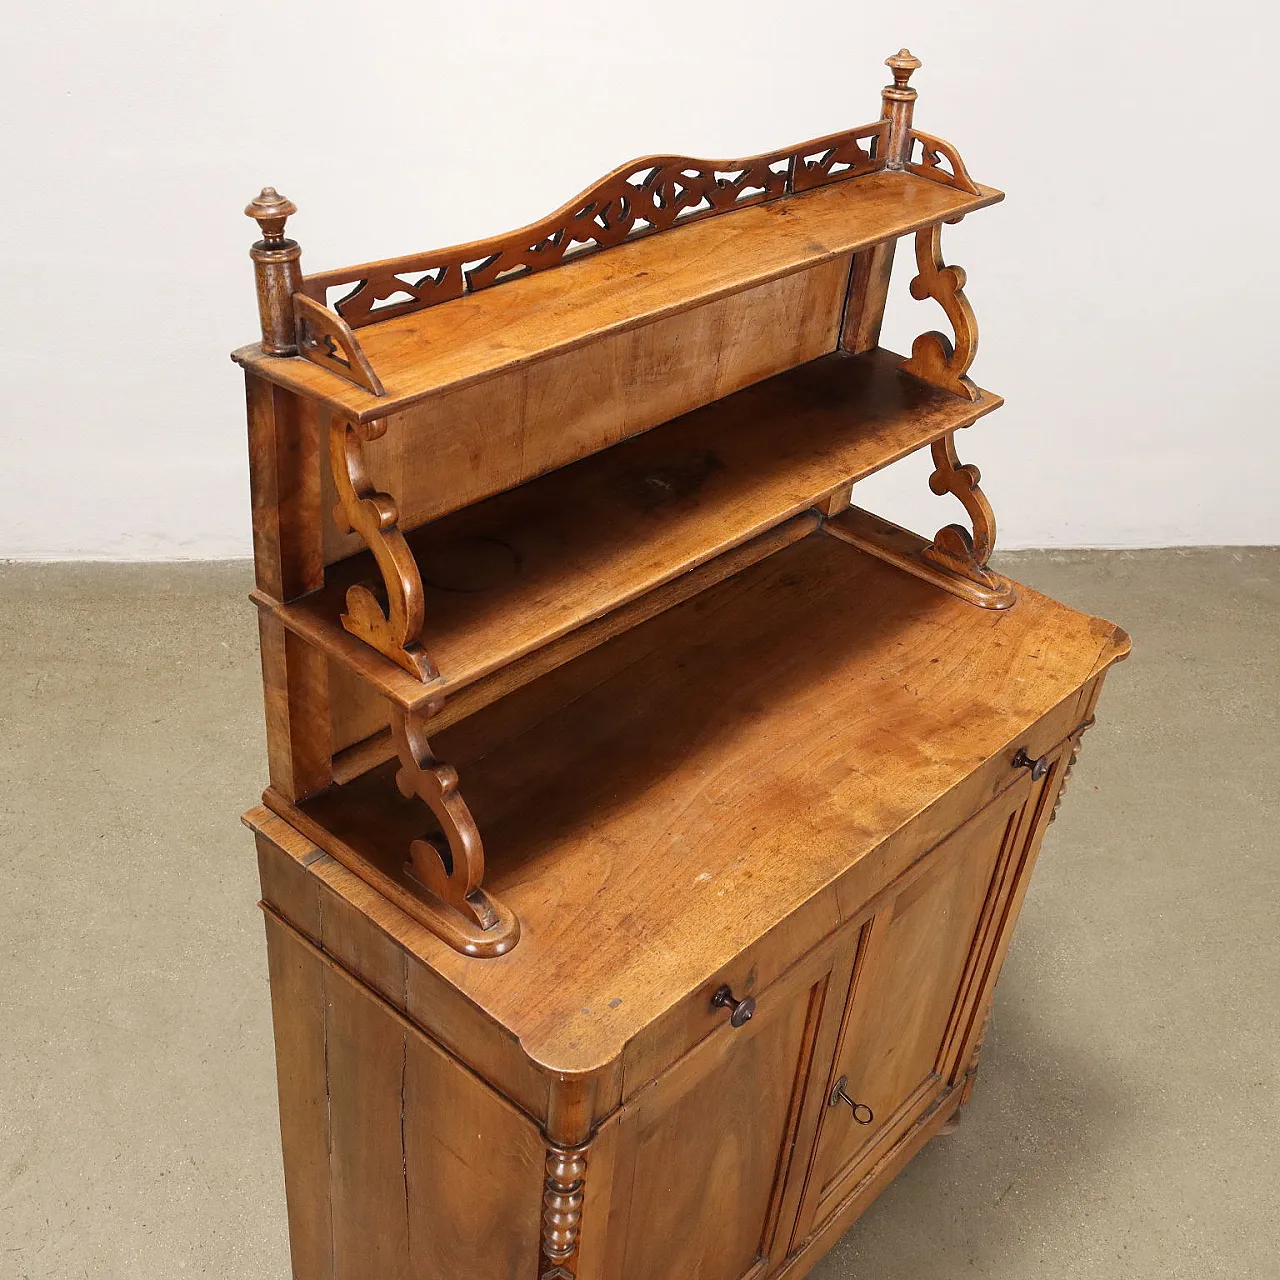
[268,346,1003,707]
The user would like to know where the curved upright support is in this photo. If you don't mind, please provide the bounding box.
[388,704,520,954]
[901,223,981,403]
[921,432,1016,607]
[329,418,437,680]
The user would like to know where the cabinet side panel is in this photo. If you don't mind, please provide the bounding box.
[263,913,334,1280]
[322,940,412,1280]
[403,1024,545,1280]
[266,916,546,1280]
[320,256,852,564]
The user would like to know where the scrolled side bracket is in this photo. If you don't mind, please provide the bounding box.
[387,703,520,956]
[901,222,981,402]
[329,417,437,680]
[920,432,1015,606]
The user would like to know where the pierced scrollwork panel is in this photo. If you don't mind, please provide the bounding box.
[302,122,888,328]
[901,223,981,402]
[905,129,981,196]
[328,418,436,680]
[293,294,385,395]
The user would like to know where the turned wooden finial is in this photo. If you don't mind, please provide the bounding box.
[245,187,303,356]
[885,48,922,92]
[881,48,923,169]
[245,186,297,243]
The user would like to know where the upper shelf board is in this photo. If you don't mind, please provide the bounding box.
[233,172,1002,422]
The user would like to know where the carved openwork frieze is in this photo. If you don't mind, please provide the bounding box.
[906,129,981,195]
[294,294,385,395]
[301,123,889,328]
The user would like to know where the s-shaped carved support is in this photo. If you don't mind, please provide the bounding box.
[824,218,1015,609]
[904,220,1015,606]
[329,418,436,680]
[901,222,980,402]
[919,432,1014,606]
[388,704,519,954]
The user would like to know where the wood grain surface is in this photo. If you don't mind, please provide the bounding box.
[262,535,1128,1080]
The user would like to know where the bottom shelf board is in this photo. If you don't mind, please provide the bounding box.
[291,346,1002,701]
[283,531,1129,1072]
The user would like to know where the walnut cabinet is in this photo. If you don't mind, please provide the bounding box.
[235,48,1128,1280]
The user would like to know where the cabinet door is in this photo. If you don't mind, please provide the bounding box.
[602,935,852,1280]
[794,775,1037,1239]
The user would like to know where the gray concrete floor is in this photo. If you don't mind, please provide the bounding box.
[2,549,1277,1279]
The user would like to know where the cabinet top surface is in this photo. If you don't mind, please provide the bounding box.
[248,538,1127,1075]
[232,172,1001,421]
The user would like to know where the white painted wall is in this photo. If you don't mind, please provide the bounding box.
[3,1,1276,558]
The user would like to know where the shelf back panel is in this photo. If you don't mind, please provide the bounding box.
[320,255,852,565]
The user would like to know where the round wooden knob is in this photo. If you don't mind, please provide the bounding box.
[711,985,756,1028]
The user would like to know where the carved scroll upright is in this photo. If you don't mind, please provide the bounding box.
[382,704,519,955]
[920,432,1015,606]
[901,222,980,402]
[328,418,435,680]
[825,211,1014,610]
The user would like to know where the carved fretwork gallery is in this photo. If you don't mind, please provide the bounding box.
[236,48,1130,1280]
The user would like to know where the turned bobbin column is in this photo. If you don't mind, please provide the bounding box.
[881,48,922,169]
[245,187,303,355]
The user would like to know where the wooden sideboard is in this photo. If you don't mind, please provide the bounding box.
[235,48,1128,1280]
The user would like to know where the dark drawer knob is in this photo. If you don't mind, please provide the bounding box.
[1012,747,1049,781]
[711,985,756,1028]
[829,1075,874,1125]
